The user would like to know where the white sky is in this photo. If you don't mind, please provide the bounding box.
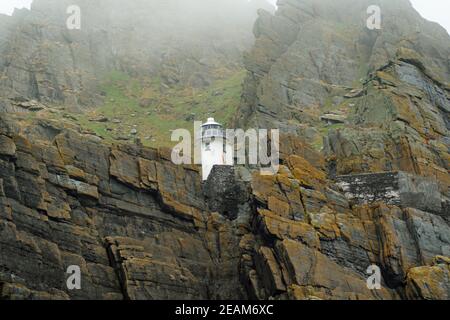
[0,0,32,16]
[0,0,449,33]
[409,0,450,33]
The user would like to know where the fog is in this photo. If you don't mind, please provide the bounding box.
[1,0,449,34]
[0,0,278,97]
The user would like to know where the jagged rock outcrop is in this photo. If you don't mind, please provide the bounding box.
[235,0,449,130]
[323,58,450,191]
[405,256,450,300]
[234,0,449,194]
[1,113,449,300]
[0,0,449,301]
[243,155,449,299]
[0,114,247,299]
[0,0,274,110]
[231,3,450,300]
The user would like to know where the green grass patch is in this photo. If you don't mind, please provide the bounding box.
[71,69,245,147]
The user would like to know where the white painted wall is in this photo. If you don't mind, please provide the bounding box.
[201,137,225,180]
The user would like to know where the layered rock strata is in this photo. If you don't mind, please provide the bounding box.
[0,114,448,300]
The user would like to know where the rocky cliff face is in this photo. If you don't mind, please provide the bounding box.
[0,114,248,299]
[236,0,449,128]
[0,0,273,110]
[0,113,449,300]
[235,0,450,189]
[0,0,449,300]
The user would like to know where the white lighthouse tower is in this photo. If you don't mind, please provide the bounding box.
[200,118,232,180]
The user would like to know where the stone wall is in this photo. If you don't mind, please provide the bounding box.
[336,172,443,214]
[203,165,251,220]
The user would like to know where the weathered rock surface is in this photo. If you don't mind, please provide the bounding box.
[0,114,247,299]
[0,113,448,300]
[0,0,449,301]
[234,0,450,196]
[235,0,449,130]
[0,0,274,110]
[229,1,450,300]
[405,256,450,300]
